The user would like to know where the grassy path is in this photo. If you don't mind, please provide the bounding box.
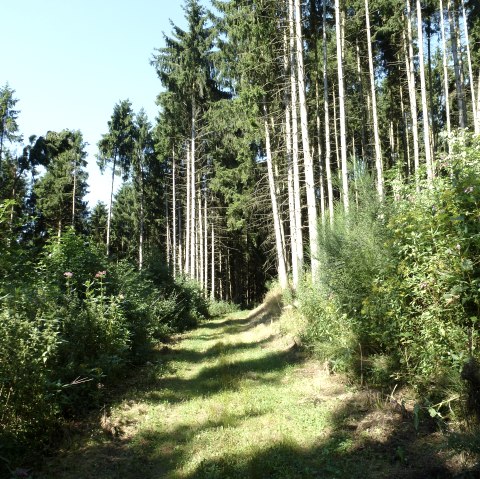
[40,302,466,478]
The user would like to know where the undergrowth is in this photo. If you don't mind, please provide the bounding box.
[295,133,480,421]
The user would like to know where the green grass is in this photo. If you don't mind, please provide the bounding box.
[34,304,477,478]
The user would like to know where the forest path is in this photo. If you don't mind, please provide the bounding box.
[41,302,456,478]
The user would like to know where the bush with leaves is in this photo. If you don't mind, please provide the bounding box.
[0,309,60,453]
[298,134,480,410]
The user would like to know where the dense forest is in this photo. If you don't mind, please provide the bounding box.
[2,0,480,471]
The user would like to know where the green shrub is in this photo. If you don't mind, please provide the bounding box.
[38,228,107,297]
[297,279,356,373]
[0,309,60,449]
[299,133,480,408]
[208,299,239,317]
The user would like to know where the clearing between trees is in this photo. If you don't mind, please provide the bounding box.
[39,294,476,479]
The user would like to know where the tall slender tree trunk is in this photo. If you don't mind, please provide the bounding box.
[284,25,299,288]
[461,0,478,133]
[204,194,208,292]
[448,0,467,128]
[416,0,434,182]
[106,154,116,256]
[426,17,436,154]
[323,0,334,226]
[185,146,191,275]
[365,0,384,199]
[400,84,411,174]
[71,154,77,228]
[440,0,452,149]
[264,107,288,289]
[477,71,480,133]
[178,186,183,274]
[138,159,145,271]
[198,193,203,286]
[166,194,171,269]
[172,147,177,277]
[335,0,349,212]
[294,0,318,278]
[404,17,420,179]
[356,40,367,162]
[210,223,215,300]
[316,80,326,225]
[333,85,341,178]
[289,0,304,278]
[190,99,196,279]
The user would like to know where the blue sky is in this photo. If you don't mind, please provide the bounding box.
[2,0,191,206]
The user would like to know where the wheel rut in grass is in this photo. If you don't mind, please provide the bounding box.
[41,303,469,478]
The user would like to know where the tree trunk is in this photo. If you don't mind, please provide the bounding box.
[365,0,384,199]
[198,193,203,286]
[166,193,171,269]
[289,0,304,278]
[72,155,76,228]
[264,107,288,289]
[316,79,326,226]
[323,0,334,226]
[400,84,411,175]
[426,17,436,154]
[204,193,208,293]
[405,10,420,180]
[172,147,177,277]
[335,0,349,212]
[440,0,452,149]
[416,0,434,182]
[461,0,478,134]
[185,146,191,275]
[138,158,145,271]
[106,154,116,256]
[294,0,319,279]
[210,223,215,300]
[356,40,367,162]
[284,25,299,288]
[190,99,196,279]
[448,0,467,128]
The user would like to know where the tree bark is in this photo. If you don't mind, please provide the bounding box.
[264,107,288,289]
[439,0,452,149]
[172,146,177,277]
[289,0,304,279]
[294,0,319,279]
[106,154,116,256]
[185,145,191,275]
[190,99,197,279]
[365,0,384,199]
[448,0,467,128]
[405,11,420,179]
[210,223,215,300]
[416,0,434,182]
[461,0,478,134]
[335,0,349,213]
[323,0,334,226]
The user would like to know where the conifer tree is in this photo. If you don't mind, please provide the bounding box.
[97,99,136,256]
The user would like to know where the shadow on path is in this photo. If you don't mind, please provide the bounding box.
[38,311,478,479]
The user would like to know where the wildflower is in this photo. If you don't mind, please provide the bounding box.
[456,244,461,251]
[95,270,107,278]
[464,186,474,194]
[64,272,73,278]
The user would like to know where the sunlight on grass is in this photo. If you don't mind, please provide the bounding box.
[38,306,467,479]
[106,313,340,479]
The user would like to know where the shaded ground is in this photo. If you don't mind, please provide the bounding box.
[34,300,478,478]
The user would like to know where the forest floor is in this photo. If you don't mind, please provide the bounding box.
[36,295,478,478]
